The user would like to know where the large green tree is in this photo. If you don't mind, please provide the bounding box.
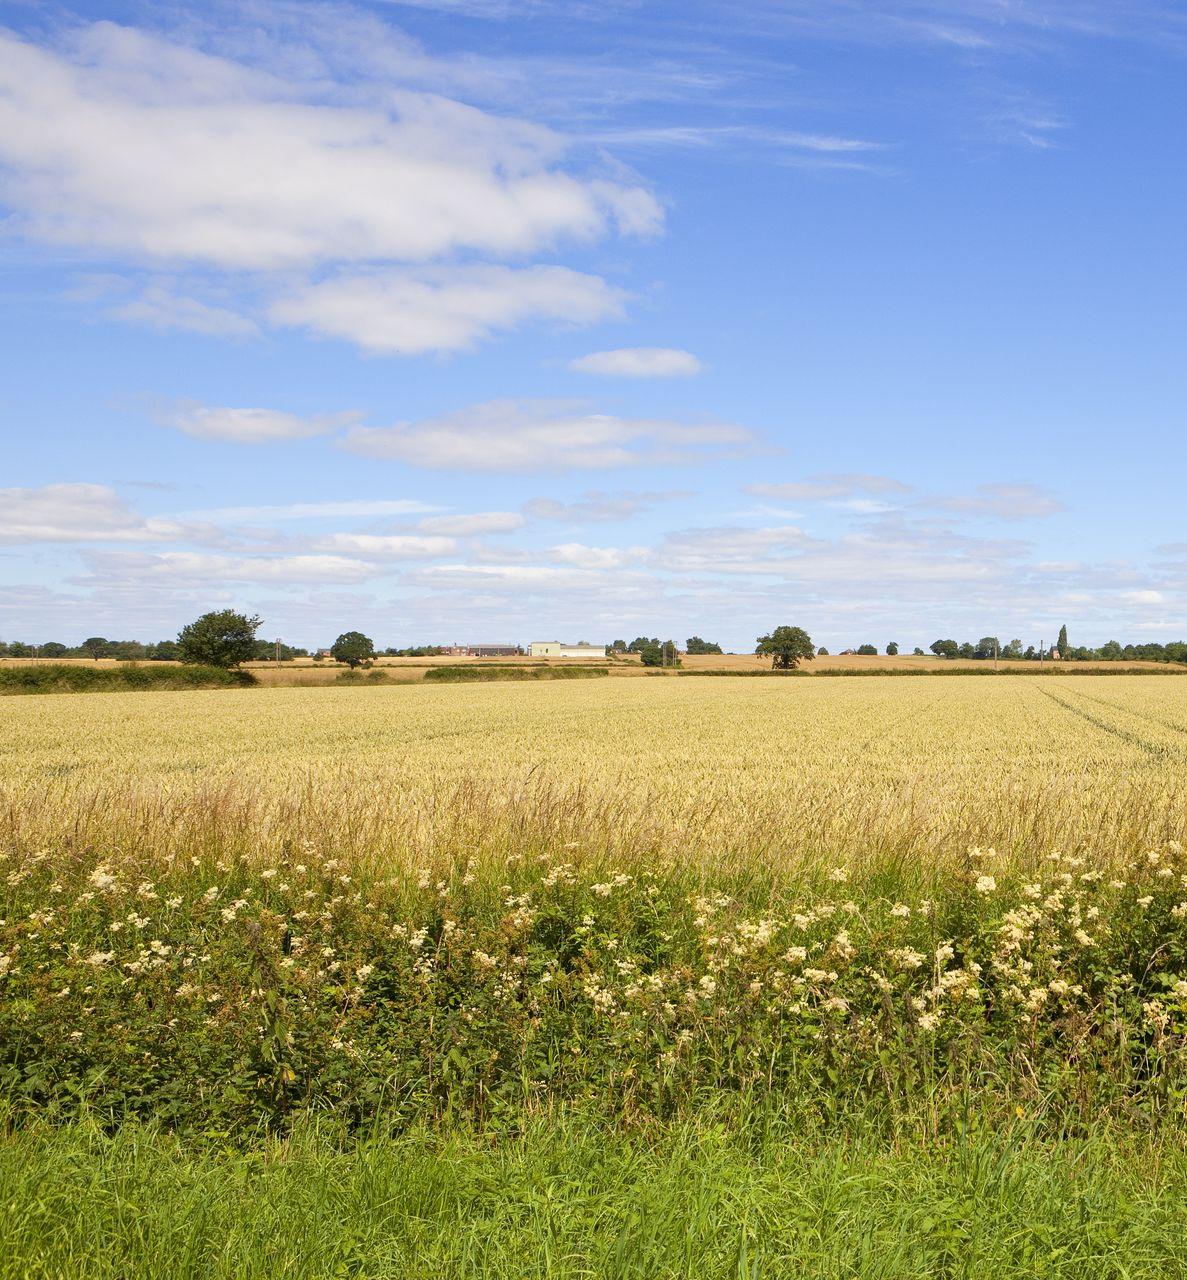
[177,611,262,668]
[81,636,109,660]
[1057,624,1069,656]
[755,625,815,670]
[330,631,375,669]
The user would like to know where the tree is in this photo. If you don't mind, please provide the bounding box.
[39,642,68,658]
[685,636,723,655]
[1057,624,1069,656]
[81,636,109,661]
[755,625,814,670]
[628,636,659,654]
[973,636,1000,660]
[149,640,180,661]
[930,639,958,659]
[1002,639,1024,660]
[1099,640,1123,660]
[913,647,925,656]
[886,642,899,656]
[177,610,262,668]
[856,644,878,656]
[639,642,663,667]
[330,631,375,669]
[7,641,33,657]
[817,646,830,656]
[609,639,628,653]
[1024,645,1036,660]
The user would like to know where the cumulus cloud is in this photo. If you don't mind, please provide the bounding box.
[748,474,911,502]
[0,19,659,354]
[341,399,754,472]
[155,402,362,444]
[419,512,526,535]
[270,265,626,354]
[0,24,659,271]
[0,483,196,544]
[568,347,702,378]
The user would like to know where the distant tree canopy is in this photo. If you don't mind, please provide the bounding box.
[756,626,815,670]
[886,642,899,656]
[856,644,878,656]
[177,611,262,669]
[931,639,959,659]
[330,631,375,669]
[817,647,830,656]
[685,636,723,655]
[81,636,109,661]
[627,637,660,654]
[973,636,1000,660]
[1058,624,1069,655]
[913,647,925,656]
[639,640,680,667]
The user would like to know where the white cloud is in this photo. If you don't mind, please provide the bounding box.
[569,347,702,378]
[156,403,362,444]
[84,550,375,585]
[311,533,457,559]
[270,264,626,354]
[936,483,1064,520]
[341,399,755,472]
[0,483,194,544]
[108,284,261,338]
[179,499,439,523]
[748,474,911,501]
[550,542,649,569]
[419,511,526,535]
[524,490,688,522]
[0,24,659,271]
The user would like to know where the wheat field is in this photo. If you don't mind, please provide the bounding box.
[4,674,1186,875]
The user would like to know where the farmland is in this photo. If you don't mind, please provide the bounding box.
[5,675,1187,1277]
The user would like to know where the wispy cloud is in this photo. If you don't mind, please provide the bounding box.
[569,347,702,378]
[341,400,756,472]
[154,402,362,444]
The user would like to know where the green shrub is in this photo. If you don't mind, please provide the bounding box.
[424,665,609,682]
[0,664,256,695]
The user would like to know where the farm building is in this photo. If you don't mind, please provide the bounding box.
[528,641,605,659]
[445,644,521,657]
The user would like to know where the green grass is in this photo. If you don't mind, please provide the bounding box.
[424,664,609,682]
[3,1113,1186,1279]
[0,664,255,695]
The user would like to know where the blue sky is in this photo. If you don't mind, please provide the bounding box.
[3,0,1186,651]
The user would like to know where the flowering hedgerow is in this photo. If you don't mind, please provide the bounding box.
[3,842,1187,1137]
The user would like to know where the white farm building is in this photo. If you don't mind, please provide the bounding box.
[528,641,605,659]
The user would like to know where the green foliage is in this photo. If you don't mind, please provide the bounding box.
[756,626,815,669]
[1058,624,1069,655]
[177,611,262,669]
[886,642,899,656]
[685,636,723,655]
[6,841,1187,1139]
[0,664,255,695]
[856,644,878,656]
[81,637,109,660]
[931,639,959,659]
[330,632,375,669]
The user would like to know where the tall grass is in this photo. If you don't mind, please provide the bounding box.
[3,1113,1187,1279]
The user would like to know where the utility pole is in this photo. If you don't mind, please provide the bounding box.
[275,637,281,666]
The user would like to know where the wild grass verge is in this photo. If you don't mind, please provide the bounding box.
[3,1111,1186,1279]
[0,664,255,695]
[4,840,1187,1140]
